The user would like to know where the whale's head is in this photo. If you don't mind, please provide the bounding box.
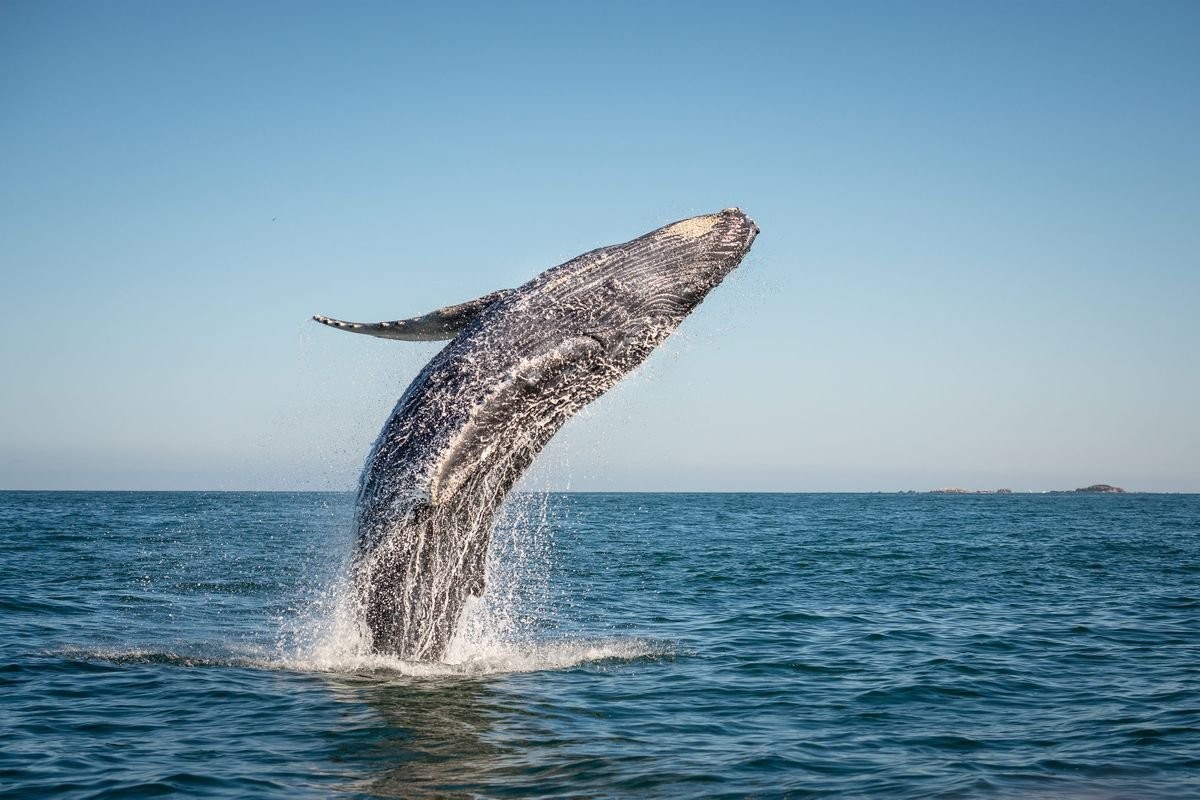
[635,207,760,306]
[514,208,759,370]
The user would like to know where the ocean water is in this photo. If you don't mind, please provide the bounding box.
[1,492,1197,799]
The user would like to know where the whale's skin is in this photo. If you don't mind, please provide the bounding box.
[342,209,758,661]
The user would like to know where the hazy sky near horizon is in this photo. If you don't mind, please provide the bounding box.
[2,1,1198,492]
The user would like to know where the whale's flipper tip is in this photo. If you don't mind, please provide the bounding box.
[312,314,362,330]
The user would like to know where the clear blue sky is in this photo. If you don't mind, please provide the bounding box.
[2,1,1197,491]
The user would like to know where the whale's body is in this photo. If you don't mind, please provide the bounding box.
[315,209,758,660]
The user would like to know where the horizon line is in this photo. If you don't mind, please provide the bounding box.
[1,488,1195,495]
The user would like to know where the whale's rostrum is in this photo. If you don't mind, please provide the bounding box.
[315,208,758,661]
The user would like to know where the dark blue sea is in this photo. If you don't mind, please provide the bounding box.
[1,492,1197,799]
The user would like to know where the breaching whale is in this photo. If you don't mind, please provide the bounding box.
[314,208,759,661]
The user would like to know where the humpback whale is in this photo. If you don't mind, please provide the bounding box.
[315,208,758,661]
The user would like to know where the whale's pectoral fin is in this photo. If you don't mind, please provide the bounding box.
[312,289,513,341]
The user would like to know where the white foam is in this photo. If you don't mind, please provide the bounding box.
[57,634,670,679]
[283,636,669,678]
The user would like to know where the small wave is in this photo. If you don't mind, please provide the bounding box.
[50,645,273,670]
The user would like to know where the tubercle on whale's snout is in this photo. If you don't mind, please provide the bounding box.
[707,209,759,256]
[724,207,760,237]
[710,211,759,269]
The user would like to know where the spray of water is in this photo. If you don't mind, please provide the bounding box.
[283,492,669,677]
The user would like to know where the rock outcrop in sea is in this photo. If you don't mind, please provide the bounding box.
[1051,484,1125,494]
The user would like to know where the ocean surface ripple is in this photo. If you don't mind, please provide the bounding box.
[1,491,1197,798]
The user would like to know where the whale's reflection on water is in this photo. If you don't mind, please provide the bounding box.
[325,674,502,799]
[316,642,673,799]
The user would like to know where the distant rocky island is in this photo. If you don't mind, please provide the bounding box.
[923,484,1125,495]
[1048,484,1125,494]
